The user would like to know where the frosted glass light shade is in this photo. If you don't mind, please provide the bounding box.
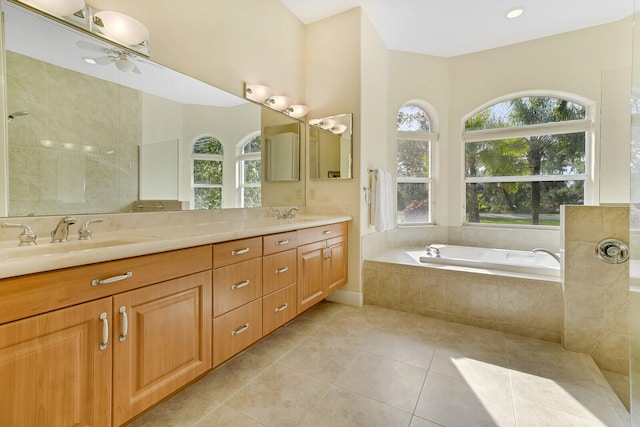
[245,84,272,103]
[319,119,336,130]
[94,11,149,46]
[331,124,348,134]
[115,58,134,72]
[32,0,85,16]
[286,104,309,118]
[268,95,292,111]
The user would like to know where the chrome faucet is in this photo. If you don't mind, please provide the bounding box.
[532,248,561,264]
[78,219,103,240]
[51,216,76,243]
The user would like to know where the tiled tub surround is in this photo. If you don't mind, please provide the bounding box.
[363,250,563,343]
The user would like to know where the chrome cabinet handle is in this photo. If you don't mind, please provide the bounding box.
[231,323,249,336]
[231,280,250,290]
[322,230,332,235]
[274,303,288,313]
[231,248,250,256]
[99,312,108,350]
[119,306,128,342]
[92,272,133,286]
[276,239,289,246]
[275,266,289,274]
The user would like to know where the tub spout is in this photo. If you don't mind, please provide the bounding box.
[532,248,561,264]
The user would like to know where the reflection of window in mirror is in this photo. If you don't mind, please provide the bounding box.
[192,136,224,209]
[396,104,435,225]
[237,133,262,208]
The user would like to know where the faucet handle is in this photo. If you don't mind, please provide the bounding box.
[78,219,103,240]
[2,222,37,246]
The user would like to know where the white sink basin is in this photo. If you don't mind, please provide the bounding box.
[0,236,156,261]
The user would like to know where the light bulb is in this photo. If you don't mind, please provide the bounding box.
[245,84,273,103]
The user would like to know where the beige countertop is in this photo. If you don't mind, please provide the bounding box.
[0,215,351,279]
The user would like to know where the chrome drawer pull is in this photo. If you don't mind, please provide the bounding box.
[274,303,288,313]
[91,272,133,286]
[119,306,128,342]
[231,248,250,256]
[231,280,250,290]
[231,323,249,336]
[322,230,332,235]
[275,266,289,274]
[276,239,289,246]
[99,312,108,350]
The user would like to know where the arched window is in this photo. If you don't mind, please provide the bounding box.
[237,133,261,208]
[396,104,436,225]
[463,95,591,226]
[192,135,223,209]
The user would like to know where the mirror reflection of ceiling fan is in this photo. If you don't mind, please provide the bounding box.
[77,40,150,73]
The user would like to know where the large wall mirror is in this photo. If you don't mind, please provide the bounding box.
[1,0,304,216]
[309,113,352,180]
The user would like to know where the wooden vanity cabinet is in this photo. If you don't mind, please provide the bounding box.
[0,245,213,427]
[262,231,298,335]
[212,237,264,367]
[0,297,112,427]
[296,222,348,314]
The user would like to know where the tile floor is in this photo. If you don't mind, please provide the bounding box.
[129,302,629,427]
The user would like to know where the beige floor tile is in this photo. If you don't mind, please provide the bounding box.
[416,371,515,427]
[224,363,331,427]
[363,329,437,369]
[510,369,622,426]
[192,352,273,402]
[301,386,413,427]
[513,397,611,427]
[244,324,307,362]
[193,405,265,427]
[336,352,427,413]
[409,416,443,427]
[437,322,507,356]
[128,387,218,427]
[277,334,362,383]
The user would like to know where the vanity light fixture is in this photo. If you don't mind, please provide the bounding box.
[29,0,85,17]
[505,6,526,19]
[331,124,348,135]
[285,104,309,119]
[244,82,308,118]
[319,118,337,130]
[266,95,292,111]
[245,84,273,103]
[93,10,149,47]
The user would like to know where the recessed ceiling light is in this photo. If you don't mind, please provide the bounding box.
[505,6,526,19]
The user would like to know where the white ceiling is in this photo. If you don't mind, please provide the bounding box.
[280,0,635,57]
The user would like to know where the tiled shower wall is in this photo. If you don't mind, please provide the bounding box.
[6,52,141,216]
[562,205,630,376]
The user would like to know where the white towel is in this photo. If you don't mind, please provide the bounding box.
[372,168,394,232]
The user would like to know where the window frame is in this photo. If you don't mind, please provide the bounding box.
[396,103,438,226]
[236,132,262,208]
[462,94,594,227]
[191,135,224,210]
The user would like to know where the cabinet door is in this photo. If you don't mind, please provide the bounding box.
[325,234,348,294]
[112,271,212,426]
[0,298,112,427]
[297,240,327,314]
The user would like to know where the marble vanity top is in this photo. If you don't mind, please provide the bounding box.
[0,215,351,279]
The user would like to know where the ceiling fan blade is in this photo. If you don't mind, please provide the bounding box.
[93,55,114,65]
[132,62,141,74]
[76,40,110,53]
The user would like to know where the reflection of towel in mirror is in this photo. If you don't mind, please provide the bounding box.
[372,168,394,232]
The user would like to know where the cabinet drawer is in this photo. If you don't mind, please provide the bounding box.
[213,299,262,366]
[263,231,298,256]
[213,237,262,268]
[297,222,347,246]
[262,249,297,295]
[213,257,262,317]
[0,245,212,325]
[262,284,296,335]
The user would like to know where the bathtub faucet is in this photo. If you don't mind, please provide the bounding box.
[425,245,440,257]
[532,248,561,264]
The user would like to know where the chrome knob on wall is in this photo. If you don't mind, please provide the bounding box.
[595,238,629,264]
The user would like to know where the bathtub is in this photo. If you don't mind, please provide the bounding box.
[418,244,561,278]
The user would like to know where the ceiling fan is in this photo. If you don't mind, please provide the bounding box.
[77,40,146,74]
